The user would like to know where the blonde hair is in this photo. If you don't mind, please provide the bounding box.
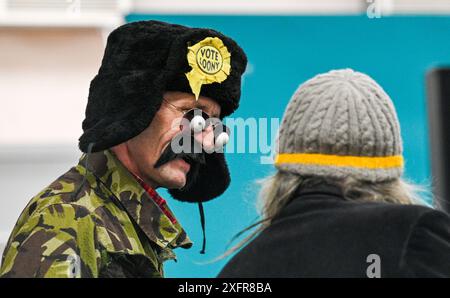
[221,171,430,259]
[259,171,427,225]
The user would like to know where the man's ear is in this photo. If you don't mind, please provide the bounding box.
[169,152,230,203]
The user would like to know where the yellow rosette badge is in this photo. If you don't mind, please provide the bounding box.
[185,37,231,100]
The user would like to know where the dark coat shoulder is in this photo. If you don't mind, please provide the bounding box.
[218,184,450,278]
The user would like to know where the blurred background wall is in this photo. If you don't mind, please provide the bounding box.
[1,0,450,277]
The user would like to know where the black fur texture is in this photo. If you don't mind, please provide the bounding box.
[79,20,247,153]
[78,20,246,203]
[153,132,230,203]
[169,152,231,203]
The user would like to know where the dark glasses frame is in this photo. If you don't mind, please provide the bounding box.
[162,98,230,147]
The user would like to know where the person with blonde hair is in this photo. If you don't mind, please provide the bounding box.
[219,69,450,278]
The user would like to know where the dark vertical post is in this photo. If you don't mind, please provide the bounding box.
[426,67,450,213]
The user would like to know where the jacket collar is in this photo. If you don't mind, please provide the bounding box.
[294,182,344,199]
[79,150,192,250]
[273,182,346,222]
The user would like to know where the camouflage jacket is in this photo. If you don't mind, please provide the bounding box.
[0,150,192,278]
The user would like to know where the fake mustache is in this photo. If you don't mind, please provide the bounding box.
[154,133,207,168]
[153,132,207,190]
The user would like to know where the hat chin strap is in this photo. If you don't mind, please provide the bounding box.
[198,202,206,254]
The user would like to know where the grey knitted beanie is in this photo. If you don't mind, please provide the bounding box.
[275,69,403,182]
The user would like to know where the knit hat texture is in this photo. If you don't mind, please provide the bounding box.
[275,69,403,182]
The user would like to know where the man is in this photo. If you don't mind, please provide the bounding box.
[0,20,247,278]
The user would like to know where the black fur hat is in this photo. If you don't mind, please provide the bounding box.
[79,20,247,152]
[78,20,247,203]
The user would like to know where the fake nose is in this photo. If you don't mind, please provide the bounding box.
[193,125,215,151]
[181,111,230,151]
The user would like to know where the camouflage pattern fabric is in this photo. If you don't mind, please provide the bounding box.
[0,150,192,278]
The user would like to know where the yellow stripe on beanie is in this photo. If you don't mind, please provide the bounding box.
[275,153,403,169]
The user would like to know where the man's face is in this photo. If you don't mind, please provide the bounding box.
[125,91,221,189]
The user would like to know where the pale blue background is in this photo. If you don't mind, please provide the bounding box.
[125,14,450,277]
